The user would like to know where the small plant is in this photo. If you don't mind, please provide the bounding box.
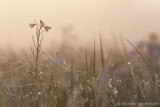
[29,20,51,87]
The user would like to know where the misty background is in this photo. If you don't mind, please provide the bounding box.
[0,0,160,50]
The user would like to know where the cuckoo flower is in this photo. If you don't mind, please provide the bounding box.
[17,60,21,65]
[45,26,51,32]
[29,20,51,32]
[40,20,45,27]
[29,23,36,28]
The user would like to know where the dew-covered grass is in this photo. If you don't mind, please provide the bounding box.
[0,21,160,107]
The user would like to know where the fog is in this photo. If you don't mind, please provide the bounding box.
[0,0,160,50]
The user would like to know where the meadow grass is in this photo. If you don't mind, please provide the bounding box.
[0,21,159,107]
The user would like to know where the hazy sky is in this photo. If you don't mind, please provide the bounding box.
[1,0,160,49]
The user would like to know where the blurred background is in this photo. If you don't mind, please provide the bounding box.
[1,0,160,50]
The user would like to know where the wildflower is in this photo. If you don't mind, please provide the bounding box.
[136,41,145,49]
[45,26,51,32]
[57,58,62,64]
[18,60,21,65]
[29,24,35,28]
[29,72,36,76]
[50,59,54,65]
[40,20,45,27]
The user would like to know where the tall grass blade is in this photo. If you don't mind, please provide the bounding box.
[93,36,96,77]
[126,39,149,67]
[99,32,104,69]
